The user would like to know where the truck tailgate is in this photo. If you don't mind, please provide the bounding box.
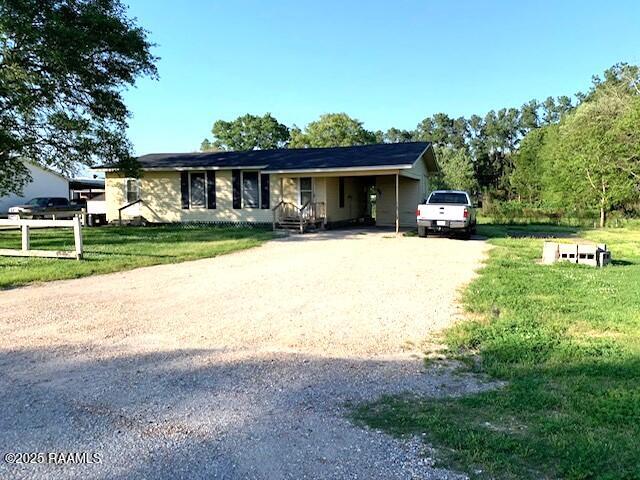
[417,204,467,221]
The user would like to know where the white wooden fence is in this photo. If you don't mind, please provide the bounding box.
[0,216,84,260]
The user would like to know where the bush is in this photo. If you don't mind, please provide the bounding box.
[482,200,600,225]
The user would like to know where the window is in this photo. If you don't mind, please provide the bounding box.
[190,172,206,208]
[299,177,312,206]
[242,171,259,208]
[126,179,140,203]
[427,192,469,205]
[338,177,345,208]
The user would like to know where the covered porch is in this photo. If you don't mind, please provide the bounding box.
[271,169,429,234]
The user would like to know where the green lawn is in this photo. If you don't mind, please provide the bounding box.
[0,225,274,289]
[354,223,640,480]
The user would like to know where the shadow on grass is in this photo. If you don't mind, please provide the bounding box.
[354,352,640,480]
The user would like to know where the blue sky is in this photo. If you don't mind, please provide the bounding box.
[123,0,640,155]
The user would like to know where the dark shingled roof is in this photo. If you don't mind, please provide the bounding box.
[100,142,433,171]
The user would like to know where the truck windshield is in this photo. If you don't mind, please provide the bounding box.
[26,198,50,207]
[428,192,468,204]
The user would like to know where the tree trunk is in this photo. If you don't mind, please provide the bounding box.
[600,206,606,228]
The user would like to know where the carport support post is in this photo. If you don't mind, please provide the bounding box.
[395,173,399,235]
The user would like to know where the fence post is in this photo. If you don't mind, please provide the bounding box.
[73,215,84,260]
[21,225,30,251]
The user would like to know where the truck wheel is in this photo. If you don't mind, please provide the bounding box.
[462,227,472,240]
[418,226,427,238]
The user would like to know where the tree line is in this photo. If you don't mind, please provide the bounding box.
[201,63,640,226]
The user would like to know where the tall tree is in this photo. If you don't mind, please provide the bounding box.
[414,117,434,143]
[434,147,478,194]
[0,0,157,195]
[288,113,376,148]
[202,113,289,151]
[519,99,540,131]
[383,127,414,143]
[510,126,550,204]
[541,85,640,226]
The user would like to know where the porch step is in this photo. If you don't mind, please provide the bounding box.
[276,218,312,233]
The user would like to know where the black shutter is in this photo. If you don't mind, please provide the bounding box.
[260,173,270,209]
[339,177,345,208]
[206,171,216,209]
[180,171,189,209]
[232,170,241,209]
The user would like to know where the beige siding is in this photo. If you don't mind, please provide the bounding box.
[105,172,127,222]
[401,151,431,200]
[374,154,432,228]
[105,158,433,227]
[375,175,422,228]
[325,176,368,223]
[106,170,281,224]
[281,177,297,204]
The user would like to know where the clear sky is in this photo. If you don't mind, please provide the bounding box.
[122,0,640,155]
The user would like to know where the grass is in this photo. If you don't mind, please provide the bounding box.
[0,225,274,289]
[353,222,640,479]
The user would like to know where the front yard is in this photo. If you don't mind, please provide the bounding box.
[0,225,274,289]
[354,223,640,479]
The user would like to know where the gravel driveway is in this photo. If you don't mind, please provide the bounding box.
[0,229,489,479]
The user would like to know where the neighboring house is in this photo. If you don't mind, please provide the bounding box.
[69,178,105,202]
[96,142,438,231]
[0,162,69,214]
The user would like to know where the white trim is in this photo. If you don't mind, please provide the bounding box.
[262,164,413,174]
[413,144,439,173]
[94,165,267,173]
[124,177,140,203]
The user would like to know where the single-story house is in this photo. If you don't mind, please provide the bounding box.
[0,162,69,214]
[96,142,438,232]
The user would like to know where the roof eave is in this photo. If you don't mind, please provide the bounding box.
[261,164,413,174]
[93,165,269,172]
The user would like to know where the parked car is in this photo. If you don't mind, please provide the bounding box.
[7,197,82,220]
[416,190,477,238]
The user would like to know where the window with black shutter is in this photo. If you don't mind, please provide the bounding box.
[180,172,189,209]
[260,173,270,209]
[242,172,259,208]
[232,170,241,209]
[206,171,216,209]
[190,173,206,208]
[339,177,345,208]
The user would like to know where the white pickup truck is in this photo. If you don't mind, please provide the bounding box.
[416,190,477,239]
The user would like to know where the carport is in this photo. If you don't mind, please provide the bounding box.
[265,143,438,233]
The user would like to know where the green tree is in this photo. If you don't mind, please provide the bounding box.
[414,113,468,150]
[383,127,414,143]
[203,113,289,151]
[288,113,376,148]
[519,99,540,131]
[510,126,551,204]
[434,147,478,193]
[541,85,640,226]
[0,0,157,195]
